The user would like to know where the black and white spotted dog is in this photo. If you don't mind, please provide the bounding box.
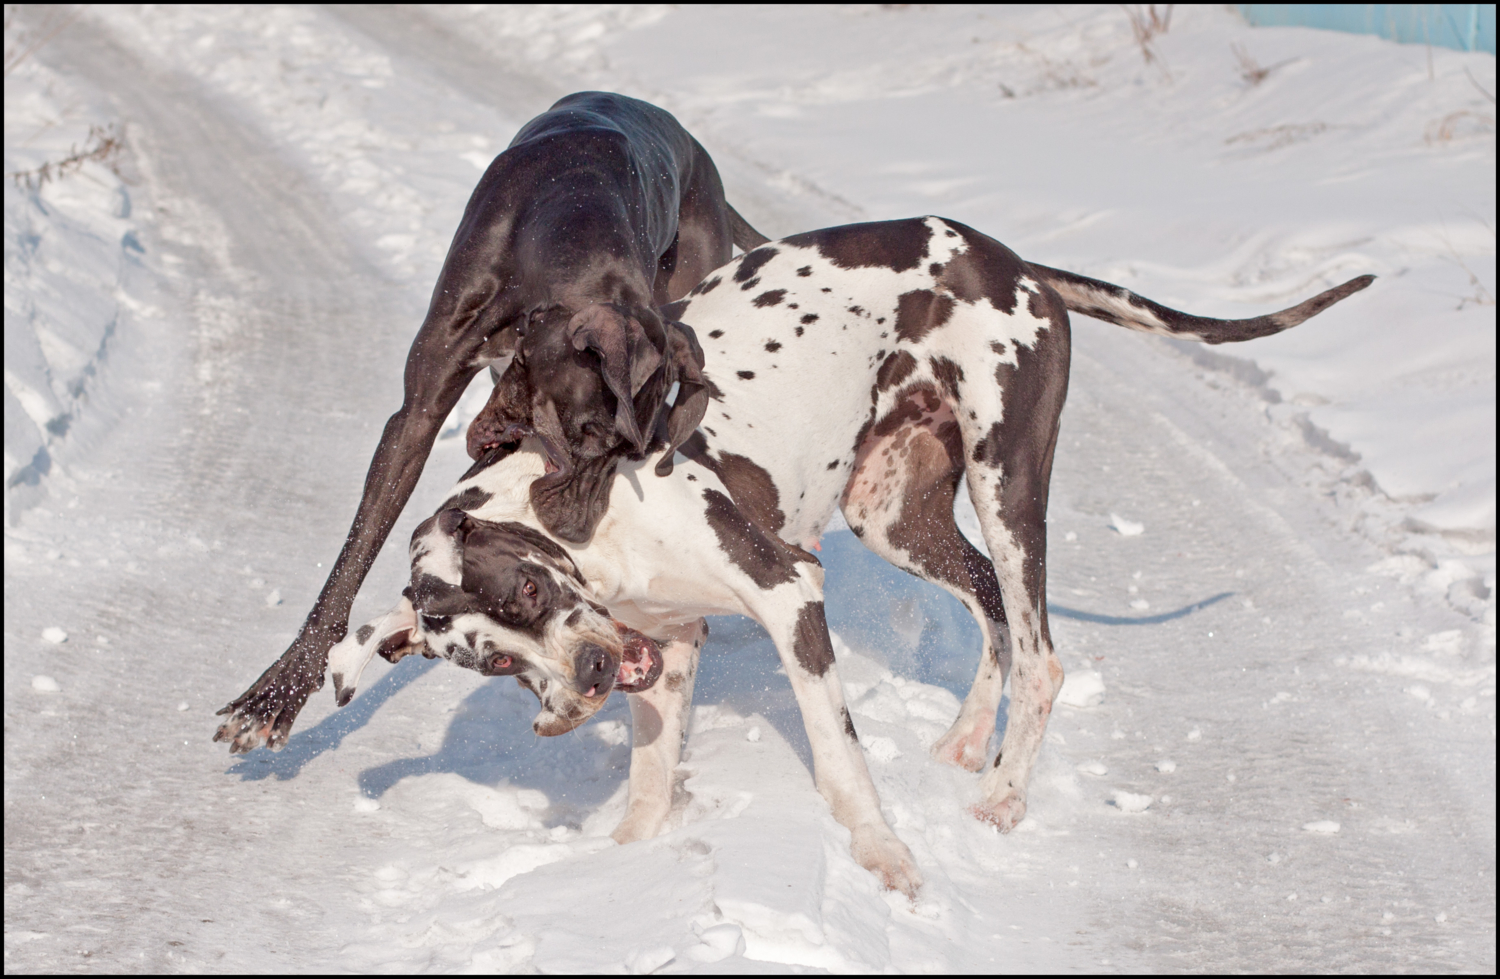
[327,217,1372,895]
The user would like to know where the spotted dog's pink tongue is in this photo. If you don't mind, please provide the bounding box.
[613,623,663,693]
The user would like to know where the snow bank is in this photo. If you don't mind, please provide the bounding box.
[4,42,143,513]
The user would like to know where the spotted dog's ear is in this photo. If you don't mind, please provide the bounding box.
[567,303,665,452]
[329,596,423,707]
[405,508,473,616]
[655,320,710,477]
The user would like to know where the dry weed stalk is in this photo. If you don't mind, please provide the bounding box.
[1439,219,1496,311]
[1465,68,1495,104]
[9,124,125,191]
[1015,42,1098,92]
[1122,4,1172,65]
[1225,122,1329,151]
[1426,110,1495,143]
[4,5,80,77]
[1231,44,1297,87]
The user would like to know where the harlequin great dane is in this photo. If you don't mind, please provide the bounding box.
[324,217,1372,895]
[215,91,767,754]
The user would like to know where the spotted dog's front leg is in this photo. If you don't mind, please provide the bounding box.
[613,619,707,844]
[753,584,922,897]
[325,597,422,707]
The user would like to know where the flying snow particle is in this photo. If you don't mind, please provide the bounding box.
[1186,727,1202,742]
[746,726,761,743]
[31,675,60,693]
[177,701,190,712]
[41,627,67,644]
[1064,531,1078,542]
[1127,858,1139,869]
[1155,759,1176,773]
[1302,820,1341,834]
[1130,599,1150,611]
[264,589,282,607]
[1108,513,1145,536]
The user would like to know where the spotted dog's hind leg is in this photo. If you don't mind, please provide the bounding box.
[840,407,1011,773]
[950,286,1071,832]
[613,618,707,845]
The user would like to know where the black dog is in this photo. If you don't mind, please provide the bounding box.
[216,92,766,753]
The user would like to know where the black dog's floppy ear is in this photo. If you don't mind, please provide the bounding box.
[466,359,535,461]
[568,303,665,452]
[655,321,710,477]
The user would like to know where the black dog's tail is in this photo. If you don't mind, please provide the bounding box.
[1026,263,1374,345]
[726,202,771,251]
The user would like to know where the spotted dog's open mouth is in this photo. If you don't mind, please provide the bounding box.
[613,622,663,693]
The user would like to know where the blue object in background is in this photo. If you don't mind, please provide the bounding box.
[1239,4,1496,54]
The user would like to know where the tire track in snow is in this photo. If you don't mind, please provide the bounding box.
[4,10,439,970]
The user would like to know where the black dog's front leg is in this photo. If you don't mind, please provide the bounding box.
[215,304,515,752]
[213,398,451,752]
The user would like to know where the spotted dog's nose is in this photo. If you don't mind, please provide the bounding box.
[574,644,616,697]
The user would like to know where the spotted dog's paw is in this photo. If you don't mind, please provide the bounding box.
[850,825,923,898]
[611,805,669,845]
[969,794,1028,833]
[931,722,992,773]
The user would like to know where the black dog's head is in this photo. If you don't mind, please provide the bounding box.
[396,508,662,735]
[466,302,710,543]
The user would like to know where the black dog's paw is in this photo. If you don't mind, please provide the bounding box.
[213,654,326,754]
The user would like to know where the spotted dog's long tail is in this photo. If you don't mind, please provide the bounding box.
[1026,263,1374,345]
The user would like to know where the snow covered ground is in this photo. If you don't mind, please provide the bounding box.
[4,4,1493,972]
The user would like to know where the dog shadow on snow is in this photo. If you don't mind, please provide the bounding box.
[228,530,1230,822]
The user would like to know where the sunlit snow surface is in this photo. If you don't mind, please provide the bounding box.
[4,5,1494,973]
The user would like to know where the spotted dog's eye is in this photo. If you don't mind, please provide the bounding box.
[489,652,520,675]
[523,580,537,598]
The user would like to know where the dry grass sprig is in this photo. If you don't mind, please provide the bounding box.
[1438,218,1496,311]
[1231,44,1297,87]
[9,123,125,191]
[1122,4,1172,65]
[4,6,81,77]
[1464,67,1495,104]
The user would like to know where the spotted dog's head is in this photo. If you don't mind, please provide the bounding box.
[400,508,662,735]
[466,303,710,543]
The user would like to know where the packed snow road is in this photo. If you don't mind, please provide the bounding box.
[5,5,1493,973]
